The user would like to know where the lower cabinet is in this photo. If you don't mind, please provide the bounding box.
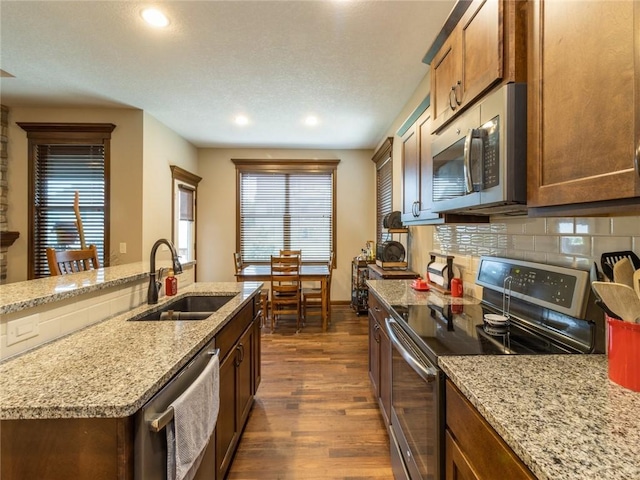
[215,299,259,480]
[368,292,392,427]
[0,295,261,480]
[445,380,535,480]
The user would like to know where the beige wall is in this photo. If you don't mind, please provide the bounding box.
[5,108,198,283]
[196,148,375,302]
[141,112,198,263]
[7,107,145,283]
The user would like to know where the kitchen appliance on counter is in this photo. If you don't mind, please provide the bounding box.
[385,256,605,480]
[431,83,527,215]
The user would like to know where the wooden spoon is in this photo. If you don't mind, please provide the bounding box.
[613,257,635,288]
[592,281,640,323]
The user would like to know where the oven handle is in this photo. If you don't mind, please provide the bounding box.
[385,317,438,383]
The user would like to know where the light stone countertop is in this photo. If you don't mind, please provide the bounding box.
[366,279,481,309]
[440,355,640,480]
[0,261,195,315]
[0,282,261,420]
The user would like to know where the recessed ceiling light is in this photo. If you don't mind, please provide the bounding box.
[141,8,169,28]
[235,115,249,126]
[304,115,319,126]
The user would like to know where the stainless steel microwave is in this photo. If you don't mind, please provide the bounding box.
[431,83,527,215]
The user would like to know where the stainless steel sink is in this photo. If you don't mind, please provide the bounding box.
[130,295,236,321]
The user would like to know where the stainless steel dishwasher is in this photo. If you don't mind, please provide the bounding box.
[134,337,219,480]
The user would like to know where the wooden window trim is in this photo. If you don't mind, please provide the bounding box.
[232,159,339,265]
[18,122,115,279]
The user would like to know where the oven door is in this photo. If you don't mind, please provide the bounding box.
[386,317,443,480]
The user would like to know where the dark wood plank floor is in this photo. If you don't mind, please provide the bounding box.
[226,305,393,480]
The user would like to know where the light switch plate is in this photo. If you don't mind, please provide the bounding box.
[119,242,127,254]
[7,314,40,346]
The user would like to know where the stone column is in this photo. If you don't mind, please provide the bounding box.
[0,105,20,283]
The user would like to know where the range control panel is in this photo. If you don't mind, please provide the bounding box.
[475,257,590,318]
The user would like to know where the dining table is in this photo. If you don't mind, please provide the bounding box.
[235,264,331,331]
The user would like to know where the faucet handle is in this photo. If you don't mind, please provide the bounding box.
[157,267,167,283]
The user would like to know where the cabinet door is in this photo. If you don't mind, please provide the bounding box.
[431,30,462,131]
[528,0,640,209]
[252,315,261,393]
[378,321,392,427]
[216,349,238,479]
[459,0,502,106]
[401,121,420,220]
[445,430,480,480]
[402,109,442,224]
[368,313,381,396]
[237,324,254,429]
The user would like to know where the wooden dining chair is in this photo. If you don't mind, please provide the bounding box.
[270,254,302,332]
[302,252,334,325]
[234,252,269,327]
[46,245,100,275]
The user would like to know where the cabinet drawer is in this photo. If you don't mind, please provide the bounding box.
[446,380,535,480]
[368,293,389,325]
[216,299,255,361]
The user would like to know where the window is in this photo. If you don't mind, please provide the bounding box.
[232,159,339,263]
[18,123,115,279]
[372,138,393,246]
[171,165,201,265]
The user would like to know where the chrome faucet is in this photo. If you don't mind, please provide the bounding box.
[148,238,183,304]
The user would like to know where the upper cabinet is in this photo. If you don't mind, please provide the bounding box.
[527,0,640,215]
[426,0,527,133]
[401,105,443,224]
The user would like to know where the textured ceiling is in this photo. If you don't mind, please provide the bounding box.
[0,1,454,149]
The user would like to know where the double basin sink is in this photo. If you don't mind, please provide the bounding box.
[130,295,236,321]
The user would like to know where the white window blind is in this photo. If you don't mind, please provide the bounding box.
[235,161,338,263]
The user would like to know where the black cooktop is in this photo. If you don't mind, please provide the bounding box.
[390,303,583,364]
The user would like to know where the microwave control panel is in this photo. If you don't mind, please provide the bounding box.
[482,115,500,188]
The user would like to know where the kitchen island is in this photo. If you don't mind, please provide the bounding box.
[0,282,260,419]
[0,279,263,480]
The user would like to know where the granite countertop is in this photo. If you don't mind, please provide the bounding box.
[0,261,195,315]
[440,355,640,480]
[366,279,480,308]
[0,281,261,420]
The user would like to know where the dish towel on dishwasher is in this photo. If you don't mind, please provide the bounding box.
[167,353,220,480]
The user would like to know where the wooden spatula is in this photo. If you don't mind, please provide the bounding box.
[613,257,635,288]
[592,281,640,323]
[633,269,640,300]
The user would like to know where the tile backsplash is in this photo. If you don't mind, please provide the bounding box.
[427,215,640,297]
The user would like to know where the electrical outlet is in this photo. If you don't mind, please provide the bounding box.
[7,314,40,346]
[119,242,127,254]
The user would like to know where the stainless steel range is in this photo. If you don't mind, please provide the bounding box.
[385,256,606,480]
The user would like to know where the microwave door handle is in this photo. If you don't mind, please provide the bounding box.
[464,128,485,193]
[463,129,474,193]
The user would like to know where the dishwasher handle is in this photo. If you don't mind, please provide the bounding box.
[385,317,438,383]
[148,348,219,433]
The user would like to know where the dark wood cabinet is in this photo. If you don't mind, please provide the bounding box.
[215,300,259,480]
[1,296,261,480]
[400,107,443,224]
[429,0,526,133]
[527,0,640,214]
[367,292,392,427]
[445,380,535,480]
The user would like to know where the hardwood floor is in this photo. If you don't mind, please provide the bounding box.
[226,305,393,480]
